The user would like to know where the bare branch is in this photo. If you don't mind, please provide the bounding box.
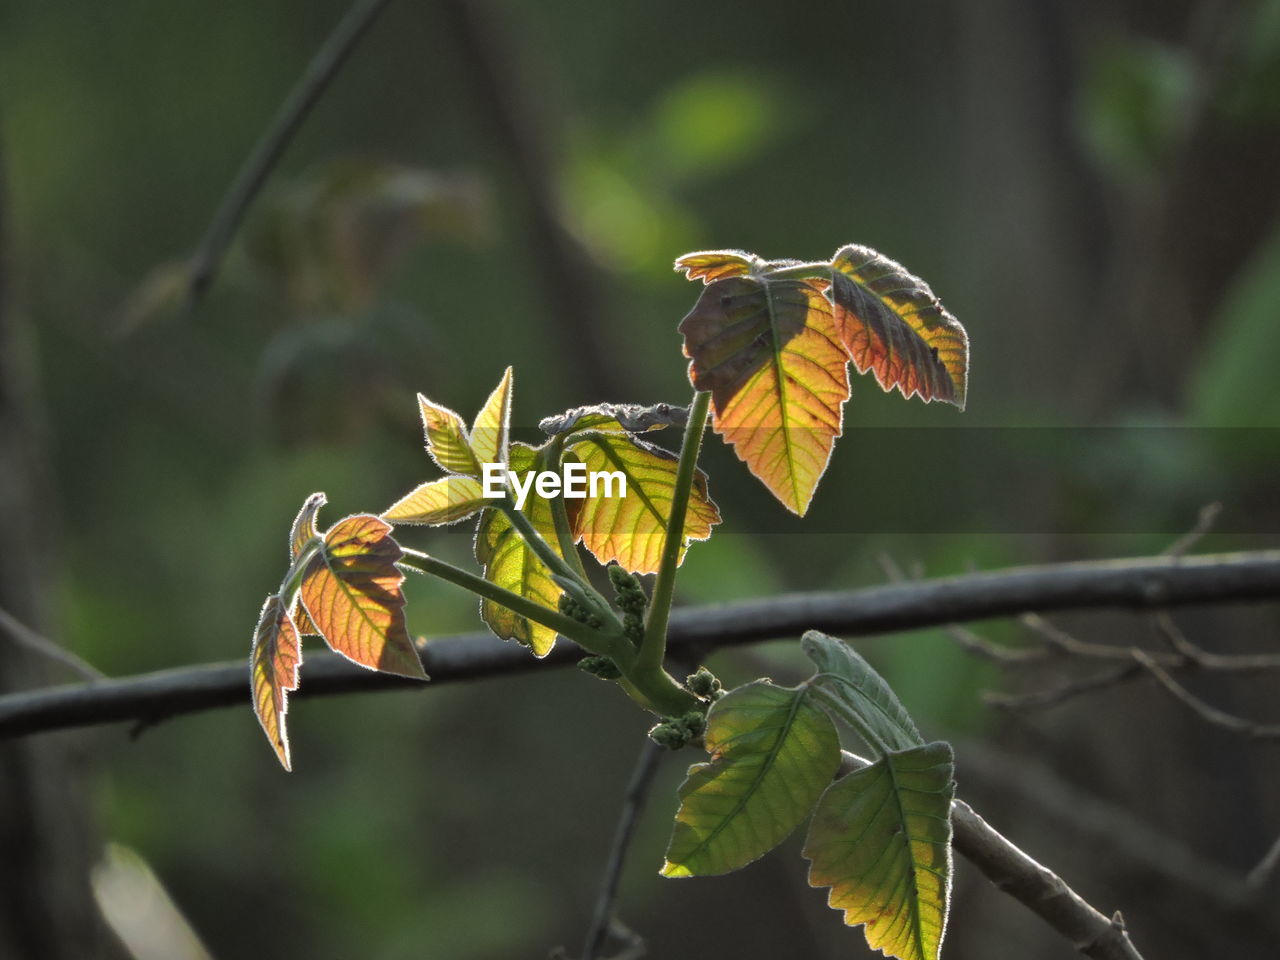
[1246,828,1280,892]
[1,549,1279,739]
[0,605,104,682]
[1164,501,1222,558]
[185,0,394,310]
[580,740,664,960]
[839,751,1145,960]
[1150,611,1280,672]
[983,662,1143,712]
[1130,648,1280,740]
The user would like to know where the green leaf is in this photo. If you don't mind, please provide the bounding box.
[564,426,720,575]
[288,492,325,635]
[299,512,426,680]
[473,443,564,656]
[469,366,512,466]
[539,401,688,438]
[828,245,968,409]
[804,742,955,960]
[662,681,840,877]
[418,394,482,477]
[802,630,923,754]
[383,476,488,525]
[250,594,302,771]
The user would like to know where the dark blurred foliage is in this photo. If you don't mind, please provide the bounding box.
[1,0,1279,957]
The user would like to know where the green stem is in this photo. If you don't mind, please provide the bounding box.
[808,681,890,760]
[546,438,590,583]
[399,549,621,658]
[638,390,711,674]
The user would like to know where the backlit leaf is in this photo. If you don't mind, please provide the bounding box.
[829,245,968,409]
[679,270,849,515]
[418,394,481,477]
[804,742,955,960]
[675,249,762,282]
[289,492,325,635]
[473,443,563,656]
[250,595,301,770]
[299,513,426,679]
[802,631,923,754]
[470,366,512,466]
[564,429,720,574]
[662,681,840,877]
[383,476,488,525]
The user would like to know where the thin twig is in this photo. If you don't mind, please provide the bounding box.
[1246,828,1280,892]
[839,751,1146,960]
[984,662,1143,712]
[580,740,663,960]
[877,553,1043,663]
[1130,648,1280,740]
[3,549,1280,739]
[184,0,394,310]
[1150,610,1280,672]
[1165,501,1222,558]
[0,605,105,682]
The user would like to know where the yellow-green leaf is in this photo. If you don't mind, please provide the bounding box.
[674,249,761,283]
[299,513,426,679]
[418,394,482,477]
[678,269,849,515]
[250,594,302,770]
[662,681,840,877]
[565,430,720,574]
[804,743,955,960]
[288,493,325,635]
[383,476,488,525]
[470,366,512,466]
[829,244,968,409]
[473,444,563,656]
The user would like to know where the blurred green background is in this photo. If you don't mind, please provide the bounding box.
[2,0,1279,958]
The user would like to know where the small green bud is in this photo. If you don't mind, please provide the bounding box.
[577,656,622,680]
[686,667,721,697]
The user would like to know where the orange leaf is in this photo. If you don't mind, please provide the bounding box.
[250,595,302,770]
[674,249,762,283]
[829,244,968,409]
[299,514,426,679]
[289,493,325,635]
[679,274,849,515]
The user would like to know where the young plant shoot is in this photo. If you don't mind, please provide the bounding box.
[248,244,969,960]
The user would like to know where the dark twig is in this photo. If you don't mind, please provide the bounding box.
[2,549,1280,739]
[184,0,394,310]
[1165,502,1222,558]
[839,751,1146,960]
[0,605,104,682]
[1150,610,1280,672]
[984,662,1144,712]
[580,740,663,960]
[1130,648,1280,740]
[1246,828,1280,892]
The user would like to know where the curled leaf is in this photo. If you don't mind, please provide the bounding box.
[540,402,688,438]
[802,630,923,754]
[250,595,302,770]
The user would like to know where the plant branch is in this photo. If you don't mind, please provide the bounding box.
[0,605,105,683]
[580,739,664,960]
[2,549,1280,738]
[1130,648,1280,740]
[184,0,393,310]
[639,390,710,673]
